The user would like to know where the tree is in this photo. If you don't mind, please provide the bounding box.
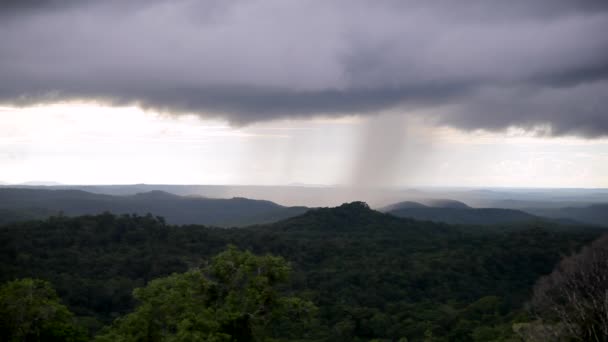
[531,234,608,341]
[0,278,86,342]
[95,246,317,341]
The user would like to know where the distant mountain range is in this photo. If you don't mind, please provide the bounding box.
[0,187,605,227]
[381,199,472,211]
[378,199,608,227]
[0,188,308,227]
[2,184,608,210]
[378,200,545,225]
[525,204,608,227]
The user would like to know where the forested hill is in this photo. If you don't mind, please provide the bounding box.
[379,200,545,225]
[526,203,608,227]
[0,188,308,226]
[0,202,603,340]
[387,207,542,225]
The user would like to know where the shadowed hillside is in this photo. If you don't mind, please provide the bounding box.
[0,188,308,226]
[525,204,608,227]
[380,200,543,225]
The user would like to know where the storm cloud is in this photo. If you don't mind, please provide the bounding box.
[1,0,607,136]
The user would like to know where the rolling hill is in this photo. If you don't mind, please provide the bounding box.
[0,188,309,226]
[380,199,543,225]
[525,204,608,227]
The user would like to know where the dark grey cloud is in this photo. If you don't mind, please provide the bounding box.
[0,0,607,136]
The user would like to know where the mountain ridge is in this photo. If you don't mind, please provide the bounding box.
[0,188,309,226]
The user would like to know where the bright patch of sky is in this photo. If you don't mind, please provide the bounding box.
[1,103,606,187]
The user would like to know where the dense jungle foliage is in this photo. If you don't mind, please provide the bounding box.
[0,202,603,341]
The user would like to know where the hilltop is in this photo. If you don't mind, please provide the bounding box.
[379,199,543,225]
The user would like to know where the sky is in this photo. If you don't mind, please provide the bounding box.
[0,1,607,187]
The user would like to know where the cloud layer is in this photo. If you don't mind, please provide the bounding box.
[1,0,607,136]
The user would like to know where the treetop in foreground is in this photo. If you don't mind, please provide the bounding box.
[95,246,317,342]
[0,278,86,342]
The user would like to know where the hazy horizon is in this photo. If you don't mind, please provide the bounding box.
[3,183,607,209]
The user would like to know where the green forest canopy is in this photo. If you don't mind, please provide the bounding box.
[0,202,604,341]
